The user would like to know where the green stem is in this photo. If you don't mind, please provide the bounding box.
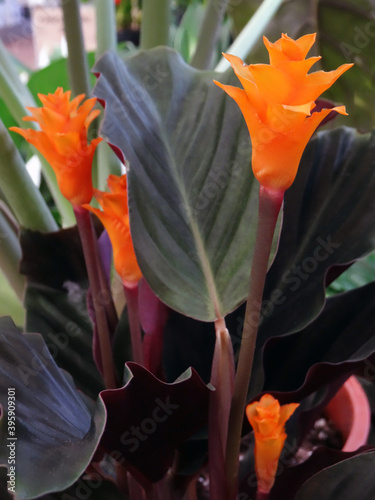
[225,186,284,499]
[74,206,117,389]
[95,0,117,59]
[0,40,35,106]
[190,0,229,69]
[61,0,91,97]
[0,119,57,232]
[140,0,170,49]
[94,1,123,189]
[215,0,285,72]
[0,206,25,300]
[0,48,75,226]
[123,284,144,365]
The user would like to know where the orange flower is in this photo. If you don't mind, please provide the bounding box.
[10,87,102,206]
[83,174,142,287]
[214,33,353,191]
[246,394,299,493]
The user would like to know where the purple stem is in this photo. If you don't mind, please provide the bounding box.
[74,206,117,389]
[224,186,284,499]
[123,283,144,365]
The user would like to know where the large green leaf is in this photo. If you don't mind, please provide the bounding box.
[0,317,106,500]
[94,48,257,321]
[294,451,375,500]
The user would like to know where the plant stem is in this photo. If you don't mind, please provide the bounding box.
[190,0,229,69]
[127,471,146,500]
[74,206,117,389]
[140,0,170,49]
[0,52,75,226]
[0,206,25,300]
[209,317,235,500]
[215,0,285,72]
[61,0,91,97]
[123,284,144,365]
[0,119,57,232]
[256,490,270,500]
[225,186,284,499]
[95,0,117,59]
[0,40,35,107]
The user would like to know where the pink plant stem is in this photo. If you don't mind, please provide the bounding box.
[208,317,235,500]
[123,283,144,365]
[256,489,270,500]
[127,471,146,500]
[224,186,284,499]
[74,206,117,389]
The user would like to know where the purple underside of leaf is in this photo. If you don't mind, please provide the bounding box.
[98,362,213,485]
[0,317,106,500]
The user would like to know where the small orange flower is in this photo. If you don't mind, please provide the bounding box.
[10,87,102,206]
[246,394,299,493]
[214,33,353,191]
[83,174,142,287]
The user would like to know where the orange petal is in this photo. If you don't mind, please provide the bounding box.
[248,64,293,104]
[292,63,354,105]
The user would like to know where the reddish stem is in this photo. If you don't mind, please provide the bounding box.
[225,186,284,499]
[74,206,117,389]
[123,283,144,365]
[208,317,235,500]
[256,489,270,500]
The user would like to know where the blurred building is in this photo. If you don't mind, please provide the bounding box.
[0,0,96,70]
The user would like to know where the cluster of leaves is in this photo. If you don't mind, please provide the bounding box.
[1,44,375,499]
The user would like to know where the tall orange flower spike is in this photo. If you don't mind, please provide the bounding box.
[10,87,102,206]
[214,33,353,191]
[246,394,299,494]
[83,174,142,287]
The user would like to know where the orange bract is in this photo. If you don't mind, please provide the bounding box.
[214,33,353,191]
[246,394,299,493]
[83,174,142,287]
[10,87,102,206]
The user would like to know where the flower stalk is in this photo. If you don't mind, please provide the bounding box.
[123,284,144,365]
[74,206,117,389]
[209,317,235,500]
[225,186,284,498]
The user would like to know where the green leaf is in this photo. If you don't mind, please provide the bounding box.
[294,451,375,500]
[27,53,96,99]
[317,0,375,129]
[0,317,106,500]
[0,270,24,327]
[94,48,257,321]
